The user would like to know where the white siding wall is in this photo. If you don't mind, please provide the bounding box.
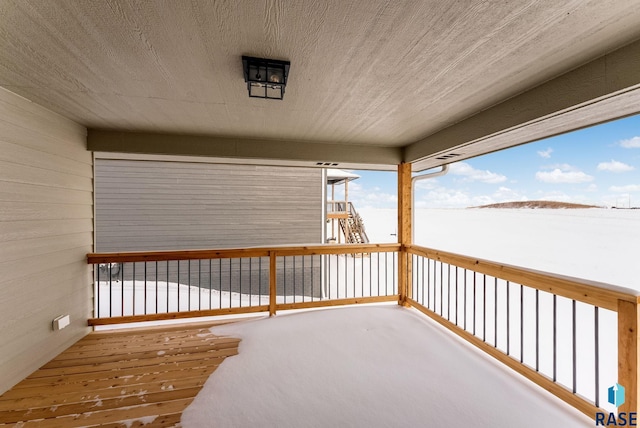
[0,89,93,394]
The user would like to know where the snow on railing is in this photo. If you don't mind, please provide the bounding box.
[87,244,399,325]
[404,244,640,421]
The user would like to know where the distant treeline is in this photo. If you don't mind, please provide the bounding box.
[471,200,601,209]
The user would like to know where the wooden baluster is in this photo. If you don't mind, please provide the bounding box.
[269,251,277,316]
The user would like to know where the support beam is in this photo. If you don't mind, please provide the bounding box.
[88,130,402,169]
[618,299,640,415]
[397,162,412,306]
[406,38,640,166]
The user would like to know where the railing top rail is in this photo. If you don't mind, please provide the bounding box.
[406,244,640,311]
[87,243,401,264]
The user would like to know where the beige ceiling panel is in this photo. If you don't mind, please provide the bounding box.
[406,38,640,165]
[2,0,640,163]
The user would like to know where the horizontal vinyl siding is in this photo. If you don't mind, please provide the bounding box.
[95,160,322,251]
[0,89,92,394]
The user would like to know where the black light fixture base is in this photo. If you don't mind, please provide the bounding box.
[242,56,291,100]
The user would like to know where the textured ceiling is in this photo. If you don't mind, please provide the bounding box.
[2,0,640,166]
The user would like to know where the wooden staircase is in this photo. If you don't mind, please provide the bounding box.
[339,207,369,244]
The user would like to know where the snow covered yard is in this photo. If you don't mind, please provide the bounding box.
[181,305,592,427]
[361,208,640,290]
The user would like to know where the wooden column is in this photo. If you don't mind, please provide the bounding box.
[269,251,277,316]
[618,298,639,414]
[398,162,412,306]
[331,183,335,242]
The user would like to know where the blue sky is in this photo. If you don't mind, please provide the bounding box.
[339,114,640,209]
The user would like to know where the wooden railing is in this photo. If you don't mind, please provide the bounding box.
[326,200,352,215]
[87,242,640,420]
[87,243,400,325]
[404,244,640,420]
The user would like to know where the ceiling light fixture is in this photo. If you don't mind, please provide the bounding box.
[242,56,290,100]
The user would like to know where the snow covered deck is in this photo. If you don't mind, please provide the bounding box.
[0,306,594,427]
[182,305,593,427]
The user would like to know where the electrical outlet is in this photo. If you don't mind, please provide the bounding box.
[53,315,70,331]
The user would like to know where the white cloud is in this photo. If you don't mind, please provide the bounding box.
[597,160,635,173]
[609,184,640,193]
[586,184,598,192]
[545,163,577,172]
[535,165,593,183]
[415,185,492,208]
[449,162,506,184]
[619,136,640,148]
[537,148,553,158]
[492,186,528,202]
[415,185,528,208]
[414,179,439,190]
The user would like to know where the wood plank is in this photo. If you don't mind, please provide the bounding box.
[15,351,235,388]
[0,376,209,411]
[84,412,182,428]
[50,337,240,362]
[618,298,639,414]
[87,243,401,264]
[60,333,217,351]
[406,244,639,311]
[407,298,601,420]
[88,305,269,326]
[88,248,271,263]
[42,339,239,365]
[276,295,398,311]
[58,329,236,347]
[272,243,400,257]
[61,328,221,346]
[0,386,202,424]
[327,213,350,219]
[0,322,240,427]
[82,321,229,337]
[16,398,193,428]
[31,346,238,377]
[0,366,217,401]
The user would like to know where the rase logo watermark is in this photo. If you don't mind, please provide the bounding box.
[596,383,637,426]
[610,384,626,408]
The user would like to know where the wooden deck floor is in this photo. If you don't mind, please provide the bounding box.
[0,322,240,427]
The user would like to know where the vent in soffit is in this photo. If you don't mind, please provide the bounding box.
[434,152,463,161]
[316,162,339,166]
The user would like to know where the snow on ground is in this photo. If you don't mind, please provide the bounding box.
[360,207,640,290]
[181,306,592,428]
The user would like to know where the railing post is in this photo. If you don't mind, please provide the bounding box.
[269,251,277,316]
[398,162,412,306]
[618,298,639,415]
